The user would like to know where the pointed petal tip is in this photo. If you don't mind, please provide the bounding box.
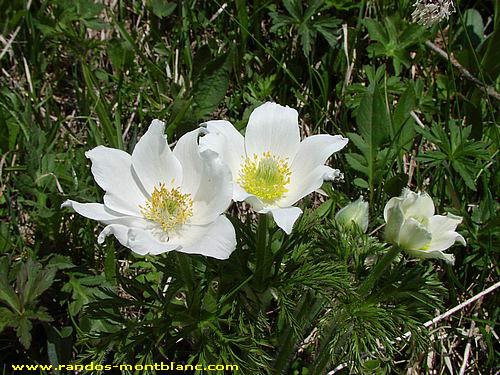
[457,233,466,246]
[149,119,165,129]
[270,206,303,234]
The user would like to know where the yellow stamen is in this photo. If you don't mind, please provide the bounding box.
[237,151,291,203]
[140,183,193,233]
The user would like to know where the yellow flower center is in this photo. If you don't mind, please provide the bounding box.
[140,183,193,233]
[237,152,292,203]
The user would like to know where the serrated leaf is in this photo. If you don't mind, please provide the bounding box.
[345,153,368,174]
[191,50,233,119]
[0,272,20,313]
[352,85,390,191]
[452,160,477,191]
[16,316,32,349]
[0,307,15,332]
[356,86,389,148]
[346,132,368,157]
[48,255,75,270]
[363,19,388,44]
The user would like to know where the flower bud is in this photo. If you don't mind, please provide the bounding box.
[335,196,369,233]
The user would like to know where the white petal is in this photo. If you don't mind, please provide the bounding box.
[401,190,435,219]
[278,165,333,207]
[384,203,404,243]
[428,214,463,234]
[290,134,348,178]
[98,224,130,246]
[383,196,404,222]
[85,146,146,216]
[190,149,233,225]
[200,120,245,179]
[131,119,182,194]
[245,194,267,212]
[398,218,432,251]
[63,200,151,230]
[244,102,300,160]
[61,200,124,222]
[269,206,303,234]
[233,183,254,202]
[98,224,179,255]
[428,231,466,251]
[127,228,180,255]
[173,129,204,196]
[407,249,455,265]
[175,216,236,260]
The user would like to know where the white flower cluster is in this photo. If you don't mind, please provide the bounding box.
[63,102,465,264]
[412,0,455,27]
[63,103,347,258]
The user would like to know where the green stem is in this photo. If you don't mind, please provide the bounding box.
[358,244,401,296]
[254,213,269,290]
[218,274,254,307]
[176,252,195,302]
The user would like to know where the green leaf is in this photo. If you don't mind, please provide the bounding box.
[345,153,368,174]
[352,85,390,192]
[47,255,75,270]
[0,271,20,313]
[462,9,484,46]
[392,85,416,148]
[354,178,369,188]
[151,0,177,18]
[346,132,368,156]
[191,50,233,119]
[363,19,388,44]
[35,309,54,322]
[300,28,313,56]
[16,316,33,349]
[63,274,107,316]
[104,244,117,283]
[0,307,15,332]
[19,259,56,306]
[283,0,302,21]
[356,85,389,149]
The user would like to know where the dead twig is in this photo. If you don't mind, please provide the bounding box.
[425,40,500,101]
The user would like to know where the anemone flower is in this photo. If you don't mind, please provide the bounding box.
[384,188,466,265]
[62,120,236,260]
[200,102,348,234]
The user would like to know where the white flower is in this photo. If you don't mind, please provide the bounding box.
[384,188,465,265]
[200,102,348,234]
[412,0,455,27]
[62,120,236,260]
[335,196,369,233]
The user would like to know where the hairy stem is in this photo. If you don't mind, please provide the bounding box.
[254,213,269,290]
[358,244,401,296]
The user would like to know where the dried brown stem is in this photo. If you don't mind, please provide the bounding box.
[425,40,500,101]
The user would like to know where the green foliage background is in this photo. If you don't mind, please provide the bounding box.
[0,0,498,373]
